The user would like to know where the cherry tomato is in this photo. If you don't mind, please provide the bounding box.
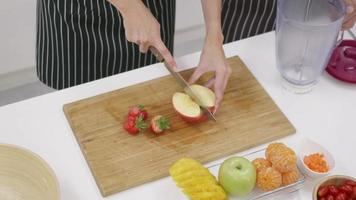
[340,184,353,195]
[326,194,335,200]
[345,180,356,187]
[329,185,339,196]
[319,186,330,197]
[335,193,347,200]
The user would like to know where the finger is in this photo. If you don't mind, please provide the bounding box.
[188,67,206,85]
[213,69,226,114]
[154,39,177,70]
[222,66,232,93]
[139,42,149,53]
[204,77,215,89]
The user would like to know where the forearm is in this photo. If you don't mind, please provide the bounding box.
[201,0,224,44]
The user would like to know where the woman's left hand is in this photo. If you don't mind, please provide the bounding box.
[343,0,356,30]
[188,33,231,114]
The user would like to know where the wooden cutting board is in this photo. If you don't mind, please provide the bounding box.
[63,56,295,197]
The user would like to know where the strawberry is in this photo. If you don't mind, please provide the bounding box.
[123,115,147,135]
[129,104,148,120]
[150,115,170,134]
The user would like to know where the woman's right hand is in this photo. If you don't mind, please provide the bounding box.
[111,0,176,69]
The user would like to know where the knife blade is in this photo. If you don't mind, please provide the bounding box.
[149,47,217,122]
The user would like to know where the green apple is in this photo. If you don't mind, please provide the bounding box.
[218,156,256,196]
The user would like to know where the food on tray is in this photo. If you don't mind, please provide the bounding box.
[123,104,148,135]
[169,158,226,200]
[317,179,356,200]
[265,143,297,173]
[218,157,256,196]
[303,153,329,173]
[172,84,215,123]
[252,158,272,173]
[256,167,282,191]
[282,167,300,186]
[253,143,300,191]
[149,115,170,134]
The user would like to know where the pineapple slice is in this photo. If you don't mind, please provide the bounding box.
[169,158,227,200]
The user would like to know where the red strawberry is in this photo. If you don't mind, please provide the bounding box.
[150,115,170,134]
[128,105,148,120]
[123,116,147,135]
[139,110,148,120]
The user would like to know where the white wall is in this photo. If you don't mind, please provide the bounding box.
[0,0,36,74]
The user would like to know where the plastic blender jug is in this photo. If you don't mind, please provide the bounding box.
[276,0,346,92]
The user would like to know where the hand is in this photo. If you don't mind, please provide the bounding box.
[343,0,356,30]
[188,34,231,113]
[117,0,176,69]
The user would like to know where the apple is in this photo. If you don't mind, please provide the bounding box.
[172,84,215,123]
[218,157,256,197]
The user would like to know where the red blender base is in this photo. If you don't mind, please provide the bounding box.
[326,40,356,83]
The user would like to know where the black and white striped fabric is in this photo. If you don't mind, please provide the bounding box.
[36,0,275,90]
[222,0,276,43]
[36,0,175,90]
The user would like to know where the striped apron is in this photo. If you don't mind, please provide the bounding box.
[36,0,275,90]
[222,0,276,43]
[36,0,175,90]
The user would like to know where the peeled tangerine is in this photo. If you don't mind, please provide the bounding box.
[252,158,272,173]
[282,167,300,186]
[265,143,297,173]
[256,167,282,191]
[169,158,227,200]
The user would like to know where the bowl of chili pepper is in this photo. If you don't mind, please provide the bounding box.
[299,139,335,179]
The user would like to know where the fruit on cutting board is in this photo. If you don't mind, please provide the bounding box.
[172,84,215,123]
[265,143,297,173]
[317,179,356,200]
[150,115,170,134]
[123,105,148,135]
[123,115,147,135]
[169,158,226,200]
[256,167,282,191]
[218,157,256,196]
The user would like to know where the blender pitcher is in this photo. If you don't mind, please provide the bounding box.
[276,0,346,92]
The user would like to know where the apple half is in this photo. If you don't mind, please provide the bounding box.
[172,84,215,123]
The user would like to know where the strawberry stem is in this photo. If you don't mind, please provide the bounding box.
[135,115,147,131]
[156,117,170,130]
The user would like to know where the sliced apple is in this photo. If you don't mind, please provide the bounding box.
[172,84,215,123]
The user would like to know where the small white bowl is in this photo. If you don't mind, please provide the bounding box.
[298,139,335,179]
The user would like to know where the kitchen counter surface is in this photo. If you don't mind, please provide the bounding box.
[0,31,355,200]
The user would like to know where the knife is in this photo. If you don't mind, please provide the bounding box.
[149,47,217,122]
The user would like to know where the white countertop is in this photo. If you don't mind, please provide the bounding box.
[0,31,355,200]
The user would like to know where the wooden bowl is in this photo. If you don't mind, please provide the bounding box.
[313,175,356,200]
[0,144,60,200]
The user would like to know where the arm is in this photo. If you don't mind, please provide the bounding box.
[189,0,231,113]
[343,0,356,30]
[106,0,176,68]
